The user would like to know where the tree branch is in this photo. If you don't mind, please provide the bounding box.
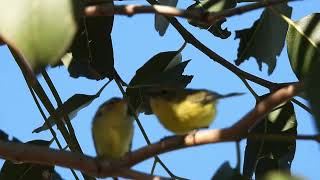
[85,0,293,24]
[0,83,306,178]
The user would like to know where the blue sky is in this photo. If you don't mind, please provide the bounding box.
[0,0,319,179]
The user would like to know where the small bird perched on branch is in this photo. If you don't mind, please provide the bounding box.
[92,97,133,159]
[148,88,243,134]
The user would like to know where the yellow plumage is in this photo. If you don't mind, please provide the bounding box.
[149,89,241,134]
[92,97,133,159]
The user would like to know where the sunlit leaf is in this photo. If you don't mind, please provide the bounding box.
[155,0,178,36]
[235,3,292,74]
[243,100,297,179]
[0,0,77,69]
[32,82,109,133]
[187,0,236,39]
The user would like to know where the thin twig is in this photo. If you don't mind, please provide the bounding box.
[292,98,312,114]
[25,84,80,180]
[239,77,259,100]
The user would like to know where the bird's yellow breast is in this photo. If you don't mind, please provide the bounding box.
[92,103,133,159]
[150,97,216,134]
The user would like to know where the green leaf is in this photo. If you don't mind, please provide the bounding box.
[243,100,297,179]
[305,61,320,132]
[0,140,56,180]
[286,13,320,80]
[0,0,77,69]
[285,13,320,133]
[155,0,179,36]
[187,0,236,39]
[32,82,109,133]
[127,49,193,114]
[58,1,115,80]
[235,4,292,74]
[211,162,244,180]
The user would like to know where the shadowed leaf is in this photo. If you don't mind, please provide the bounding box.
[187,0,236,39]
[57,1,117,81]
[235,3,292,74]
[127,47,193,114]
[286,13,320,80]
[32,82,109,133]
[243,100,297,179]
[155,0,179,36]
[211,162,244,180]
[285,13,320,133]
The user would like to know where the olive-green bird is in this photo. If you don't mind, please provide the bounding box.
[148,88,243,134]
[92,97,133,159]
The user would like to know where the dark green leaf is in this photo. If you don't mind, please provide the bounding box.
[243,100,297,179]
[155,0,179,36]
[305,61,320,132]
[211,162,244,180]
[127,51,193,114]
[32,82,108,133]
[286,13,320,133]
[0,140,55,180]
[187,0,236,39]
[286,13,320,80]
[58,1,116,80]
[0,0,77,69]
[235,3,292,74]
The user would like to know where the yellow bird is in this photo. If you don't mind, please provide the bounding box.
[149,88,242,134]
[92,97,133,159]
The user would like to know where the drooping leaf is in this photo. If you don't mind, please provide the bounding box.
[58,1,116,80]
[286,13,320,80]
[155,0,179,36]
[235,3,292,74]
[211,162,244,180]
[243,100,297,179]
[0,0,77,69]
[32,82,109,133]
[127,47,193,114]
[187,0,237,39]
[0,140,56,180]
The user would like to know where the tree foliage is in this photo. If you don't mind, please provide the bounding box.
[0,0,318,179]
